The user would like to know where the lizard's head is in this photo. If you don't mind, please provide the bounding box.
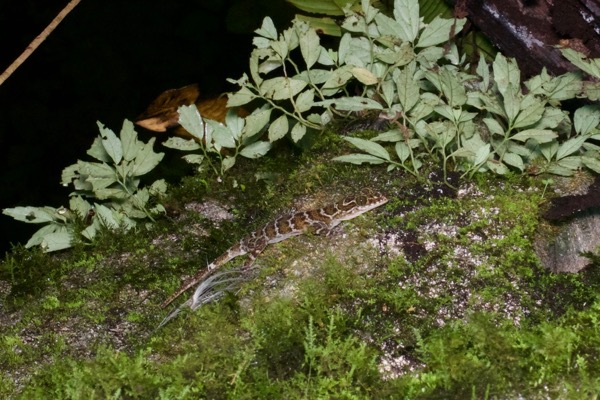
[337,188,388,220]
[354,188,388,209]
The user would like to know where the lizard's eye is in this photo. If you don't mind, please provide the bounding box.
[356,196,368,206]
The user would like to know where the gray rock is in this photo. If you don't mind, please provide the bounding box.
[536,210,600,273]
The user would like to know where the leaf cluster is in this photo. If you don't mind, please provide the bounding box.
[3,121,166,251]
[324,0,600,181]
[162,105,271,175]
[221,0,600,184]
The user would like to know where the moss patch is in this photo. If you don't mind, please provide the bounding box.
[2,140,600,398]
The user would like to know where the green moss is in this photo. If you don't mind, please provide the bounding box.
[3,129,600,398]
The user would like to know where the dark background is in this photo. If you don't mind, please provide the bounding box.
[0,0,296,254]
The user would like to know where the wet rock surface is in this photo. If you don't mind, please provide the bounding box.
[537,175,600,273]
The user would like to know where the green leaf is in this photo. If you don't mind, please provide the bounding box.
[374,12,406,40]
[287,0,351,16]
[291,123,307,143]
[243,108,272,139]
[86,137,111,163]
[380,79,395,107]
[325,96,384,111]
[131,138,164,176]
[182,154,204,165]
[493,55,520,94]
[25,224,59,247]
[96,122,123,164]
[556,135,588,160]
[295,69,332,85]
[449,148,473,159]
[351,67,378,85]
[239,141,272,159]
[344,137,390,160]
[474,144,491,165]
[3,206,58,223]
[477,54,490,92]
[373,130,403,142]
[81,220,99,241]
[207,120,236,149]
[93,188,129,200]
[341,14,367,34]
[547,164,575,176]
[502,83,520,124]
[395,62,420,112]
[375,43,415,65]
[395,142,410,162]
[120,120,139,162]
[227,86,256,107]
[535,107,569,130]
[42,229,74,252]
[296,89,315,113]
[359,0,378,22]
[417,17,466,48]
[149,179,167,196]
[268,115,289,142]
[561,48,600,78]
[438,68,467,107]
[510,129,557,143]
[343,37,372,66]
[69,196,92,219]
[95,203,120,229]
[332,154,387,165]
[476,92,506,117]
[434,104,454,121]
[222,156,236,172]
[321,65,354,95]
[393,0,420,42]
[299,25,321,69]
[178,105,206,142]
[260,77,308,100]
[79,161,115,178]
[493,54,520,96]
[295,15,342,37]
[582,154,600,173]
[410,92,436,120]
[574,105,600,135]
[416,46,444,67]
[583,81,600,101]
[86,176,117,191]
[487,160,509,175]
[255,17,277,40]
[540,141,559,161]
[503,152,524,170]
[557,156,582,170]
[225,109,245,140]
[544,72,582,101]
[513,95,545,129]
[34,226,73,252]
[163,137,202,151]
[338,33,351,65]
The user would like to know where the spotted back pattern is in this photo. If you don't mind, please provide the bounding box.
[161,189,388,310]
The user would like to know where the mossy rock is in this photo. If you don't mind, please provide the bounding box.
[1,137,600,399]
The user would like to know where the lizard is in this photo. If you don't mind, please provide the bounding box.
[160,188,388,313]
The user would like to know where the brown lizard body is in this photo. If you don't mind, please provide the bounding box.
[160,189,388,313]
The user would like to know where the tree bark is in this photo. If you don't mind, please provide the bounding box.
[451,0,600,77]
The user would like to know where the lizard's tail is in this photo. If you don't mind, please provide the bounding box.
[157,268,248,328]
[160,267,212,308]
[189,268,247,310]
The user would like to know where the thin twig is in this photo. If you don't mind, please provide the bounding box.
[0,0,82,86]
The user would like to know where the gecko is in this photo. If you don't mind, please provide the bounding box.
[160,188,388,312]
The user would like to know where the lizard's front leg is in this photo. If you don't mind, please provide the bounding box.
[309,221,336,236]
[241,237,268,270]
